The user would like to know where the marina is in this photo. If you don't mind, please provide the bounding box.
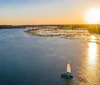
[25,27,100,44]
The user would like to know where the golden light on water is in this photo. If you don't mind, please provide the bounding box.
[75,42,98,84]
[91,35,96,40]
[88,42,97,66]
[86,42,98,84]
[85,8,100,24]
[90,35,96,42]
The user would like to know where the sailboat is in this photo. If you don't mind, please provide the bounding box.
[61,63,73,79]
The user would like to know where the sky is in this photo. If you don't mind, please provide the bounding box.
[0,0,100,25]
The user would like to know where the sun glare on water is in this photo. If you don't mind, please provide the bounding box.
[85,8,100,24]
[91,35,96,40]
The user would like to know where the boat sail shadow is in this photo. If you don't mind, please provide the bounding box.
[65,79,71,85]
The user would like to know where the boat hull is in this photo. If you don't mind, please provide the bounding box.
[61,72,73,79]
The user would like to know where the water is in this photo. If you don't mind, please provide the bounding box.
[0,29,100,85]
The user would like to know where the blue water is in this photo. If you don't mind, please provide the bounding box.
[0,29,100,85]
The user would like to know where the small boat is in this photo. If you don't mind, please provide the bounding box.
[61,63,73,79]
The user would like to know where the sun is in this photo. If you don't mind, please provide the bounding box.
[85,8,100,24]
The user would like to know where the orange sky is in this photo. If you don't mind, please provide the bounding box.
[0,0,100,25]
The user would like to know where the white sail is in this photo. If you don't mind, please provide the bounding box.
[67,63,71,73]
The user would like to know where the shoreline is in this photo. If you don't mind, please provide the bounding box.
[25,28,90,37]
[25,28,100,44]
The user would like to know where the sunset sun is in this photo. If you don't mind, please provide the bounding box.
[85,8,100,24]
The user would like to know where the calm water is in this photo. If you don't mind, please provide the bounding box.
[0,29,100,85]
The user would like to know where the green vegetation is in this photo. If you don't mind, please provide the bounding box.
[61,24,100,34]
[0,24,100,34]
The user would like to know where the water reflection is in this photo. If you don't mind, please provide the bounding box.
[77,42,98,85]
[66,80,71,85]
[88,42,97,66]
[87,42,98,84]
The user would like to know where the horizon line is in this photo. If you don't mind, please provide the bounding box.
[1,24,100,26]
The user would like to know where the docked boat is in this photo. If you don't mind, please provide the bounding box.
[61,63,73,79]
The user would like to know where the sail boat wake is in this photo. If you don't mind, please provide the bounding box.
[61,63,73,79]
